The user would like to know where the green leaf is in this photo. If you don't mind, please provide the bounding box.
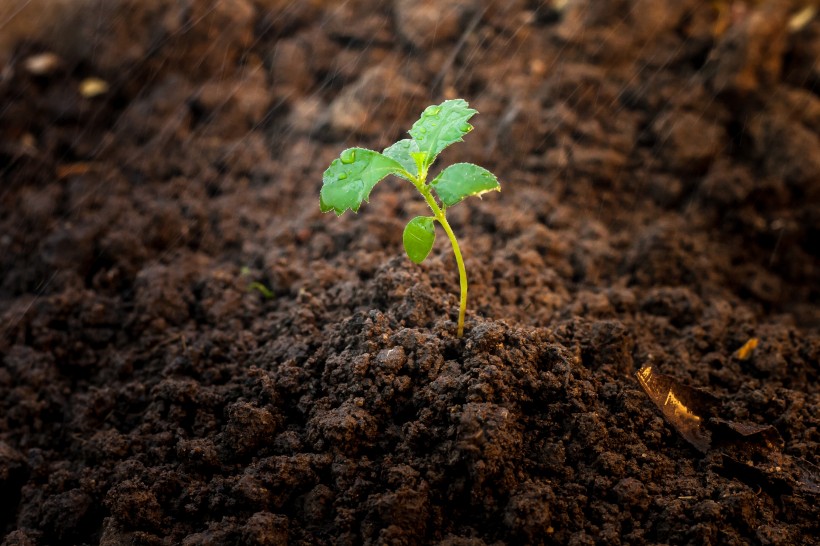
[431,163,501,207]
[320,148,406,215]
[247,281,274,299]
[409,99,477,170]
[382,139,419,180]
[402,216,436,264]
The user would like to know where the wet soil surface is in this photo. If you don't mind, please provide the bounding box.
[1,1,819,544]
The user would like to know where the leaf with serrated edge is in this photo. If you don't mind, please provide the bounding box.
[320,148,406,215]
[383,139,419,180]
[431,163,500,207]
[403,216,436,264]
[409,99,477,169]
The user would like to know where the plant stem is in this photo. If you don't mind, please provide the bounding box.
[417,184,468,338]
[437,214,468,338]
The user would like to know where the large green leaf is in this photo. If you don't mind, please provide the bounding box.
[408,99,477,170]
[402,216,436,264]
[431,163,500,207]
[382,139,419,180]
[320,148,406,215]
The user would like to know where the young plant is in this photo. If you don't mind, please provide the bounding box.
[319,99,500,338]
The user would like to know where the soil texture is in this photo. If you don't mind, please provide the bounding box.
[1,0,819,544]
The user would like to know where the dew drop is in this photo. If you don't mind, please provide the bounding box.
[338,173,348,180]
[460,123,471,132]
[347,179,363,195]
[340,149,356,164]
[417,127,427,134]
[427,106,442,116]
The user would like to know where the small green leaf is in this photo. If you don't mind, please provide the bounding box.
[383,139,419,180]
[431,163,501,207]
[410,152,428,174]
[409,99,477,169]
[247,281,274,299]
[320,148,406,215]
[402,216,436,264]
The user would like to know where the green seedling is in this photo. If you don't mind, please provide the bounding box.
[247,281,274,299]
[319,99,500,337]
[240,266,274,299]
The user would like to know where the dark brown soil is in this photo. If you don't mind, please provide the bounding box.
[1,1,819,544]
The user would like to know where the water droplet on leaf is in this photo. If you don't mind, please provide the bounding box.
[340,149,356,164]
[428,106,442,116]
[338,173,348,180]
[352,180,364,193]
[460,123,471,132]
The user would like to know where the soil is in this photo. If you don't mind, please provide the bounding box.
[1,0,819,544]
